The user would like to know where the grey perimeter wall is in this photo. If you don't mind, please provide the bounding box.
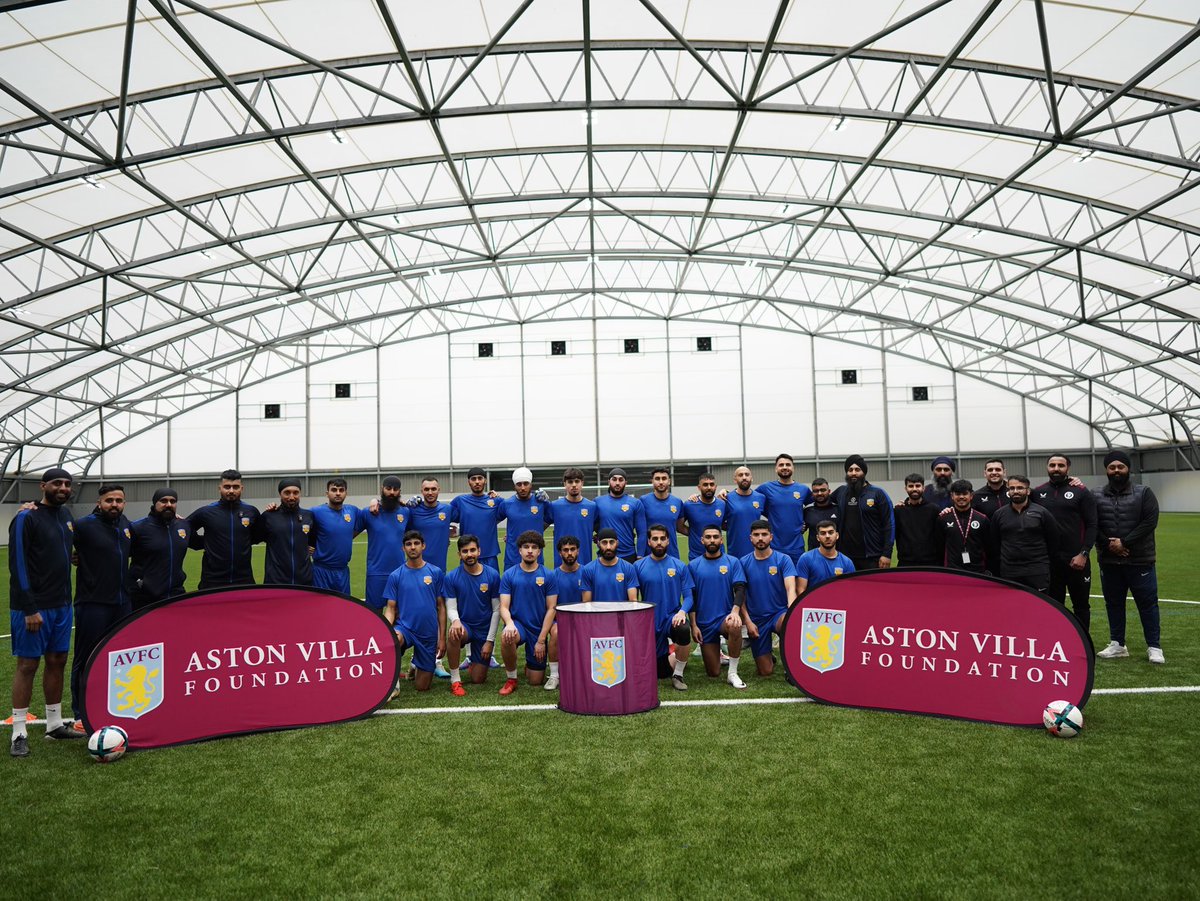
[3,462,1197,547]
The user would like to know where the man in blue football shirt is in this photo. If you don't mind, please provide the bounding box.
[757,454,813,565]
[498,531,559,694]
[407,477,454,571]
[634,524,694,690]
[500,467,548,570]
[383,531,446,693]
[723,466,768,559]
[594,468,645,561]
[310,478,360,594]
[688,526,748,689]
[680,472,726,561]
[554,535,585,608]
[546,468,597,567]
[580,529,639,602]
[740,519,797,677]
[449,467,504,571]
[795,521,856,593]
[357,476,410,611]
[443,534,501,696]
[638,467,684,558]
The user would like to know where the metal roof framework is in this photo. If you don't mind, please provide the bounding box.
[0,0,1198,476]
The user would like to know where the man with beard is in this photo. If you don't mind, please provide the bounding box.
[638,467,684,559]
[723,466,767,559]
[795,521,856,593]
[688,526,748,689]
[188,469,259,588]
[499,468,548,570]
[939,480,999,575]
[9,468,78,756]
[991,476,1060,592]
[128,488,190,609]
[383,531,446,693]
[740,520,797,677]
[1034,454,1098,630]
[594,468,646,562]
[357,476,410,611]
[831,456,894,571]
[894,474,944,567]
[442,534,501,695]
[803,478,838,551]
[581,529,639,602]
[254,478,316,586]
[408,478,454,571]
[69,484,133,733]
[634,524,694,690]
[757,454,812,565]
[923,456,956,510]
[680,472,727,561]
[450,467,504,571]
[546,468,598,567]
[554,535,585,608]
[497,531,559,694]
[310,477,360,594]
[1095,451,1164,664]
[972,459,1009,517]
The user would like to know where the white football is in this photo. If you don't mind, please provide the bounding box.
[1043,700,1083,738]
[87,725,129,762]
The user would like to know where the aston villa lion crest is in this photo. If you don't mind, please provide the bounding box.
[108,642,164,719]
[801,608,845,673]
[590,636,625,687]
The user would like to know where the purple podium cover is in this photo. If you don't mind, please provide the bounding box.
[557,602,659,716]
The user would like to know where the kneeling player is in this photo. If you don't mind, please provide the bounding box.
[497,531,560,694]
[443,534,501,696]
[383,531,446,692]
[740,519,797,676]
[687,526,749,689]
[634,524,694,690]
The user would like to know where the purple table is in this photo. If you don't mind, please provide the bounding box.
[556,602,659,716]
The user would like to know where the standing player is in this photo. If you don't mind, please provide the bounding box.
[254,478,316,586]
[923,457,956,510]
[972,459,1009,517]
[723,466,767,559]
[757,454,812,565]
[498,531,559,694]
[594,468,646,562]
[9,468,80,756]
[634,524,694,690]
[740,520,797,677]
[188,469,259,588]
[500,467,548,570]
[310,477,360,595]
[554,535,585,608]
[832,455,894,571]
[69,484,133,734]
[546,468,597,567]
[795,521,856,593]
[803,478,838,551]
[939,480,999,575]
[1034,454,1098,630]
[383,531,446,693]
[442,535,501,695]
[688,526,748,689]
[408,478,454,571]
[894,474,943,567]
[450,468,504,571]
[580,529,639,602]
[679,472,727,561]
[357,476,410,611]
[128,488,190,610]
[991,476,1060,592]
[638,468,684,558]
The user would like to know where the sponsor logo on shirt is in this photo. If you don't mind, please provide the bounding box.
[971,520,981,530]
[107,642,164,720]
[801,608,845,673]
[1064,491,1074,499]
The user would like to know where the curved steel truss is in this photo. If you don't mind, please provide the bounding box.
[0,0,1198,474]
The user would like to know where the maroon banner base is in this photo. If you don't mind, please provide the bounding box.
[82,586,400,749]
[781,568,1093,727]
[557,602,659,716]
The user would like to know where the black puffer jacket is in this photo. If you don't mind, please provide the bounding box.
[1095,482,1158,566]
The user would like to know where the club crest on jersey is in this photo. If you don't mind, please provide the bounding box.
[531,506,539,514]
[590,636,625,687]
[753,501,760,508]
[535,577,545,587]
[793,491,801,499]
[866,498,875,507]
[479,583,489,592]
[124,528,131,538]
[487,499,495,507]
[667,568,676,577]
[580,509,588,517]
[769,566,778,575]
[177,528,187,539]
[396,513,405,523]
[423,575,432,585]
[801,608,845,673]
[108,642,164,720]
[621,504,629,512]
[438,512,446,521]
[241,517,250,527]
[302,524,310,534]
[1065,491,1075,499]
[615,573,625,582]
[343,513,352,522]
[834,567,844,575]
[719,565,728,574]
[670,505,677,513]
[67,521,74,531]
[715,510,722,518]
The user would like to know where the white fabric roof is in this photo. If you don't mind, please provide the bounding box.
[0,0,1197,472]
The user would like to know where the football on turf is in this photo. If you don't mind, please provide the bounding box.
[1042,700,1083,738]
[88,725,129,762]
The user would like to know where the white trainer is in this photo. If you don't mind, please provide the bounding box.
[543,674,560,691]
[1096,641,1129,659]
[1147,647,1165,665]
[728,673,747,690]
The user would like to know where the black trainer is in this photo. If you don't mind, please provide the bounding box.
[10,735,29,757]
[45,724,85,740]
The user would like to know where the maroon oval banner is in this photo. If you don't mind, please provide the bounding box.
[780,569,1094,726]
[82,587,400,749]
